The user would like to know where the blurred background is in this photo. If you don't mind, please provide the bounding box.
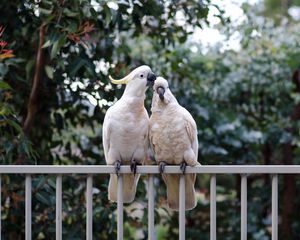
[1,0,300,239]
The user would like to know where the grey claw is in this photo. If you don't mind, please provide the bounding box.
[115,160,121,176]
[159,161,167,174]
[130,159,141,175]
[180,162,187,174]
[130,159,137,175]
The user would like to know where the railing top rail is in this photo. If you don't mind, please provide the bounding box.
[0,165,300,174]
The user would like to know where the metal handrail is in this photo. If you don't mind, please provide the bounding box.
[0,165,299,173]
[0,165,293,240]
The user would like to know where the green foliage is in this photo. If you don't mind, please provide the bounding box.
[126,4,300,239]
[263,0,300,18]
[0,78,36,163]
[0,0,215,239]
[1,0,300,239]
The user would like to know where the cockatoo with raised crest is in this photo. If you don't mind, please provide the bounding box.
[149,77,200,210]
[103,65,156,203]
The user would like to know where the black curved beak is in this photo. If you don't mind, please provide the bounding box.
[146,72,156,87]
[157,86,165,101]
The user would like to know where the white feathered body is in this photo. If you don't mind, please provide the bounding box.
[103,96,149,203]
[149,83,199,210]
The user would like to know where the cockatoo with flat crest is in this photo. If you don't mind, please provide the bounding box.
[149,77,200,210]
[103,65,156,203]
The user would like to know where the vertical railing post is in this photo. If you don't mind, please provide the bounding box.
[56,175,62,240]
[86,175,93,240]
[25,175,32,240]
[272,174,278,240]
[241,174,247,240]
[179,174,185,240]
[148,174,155,240]
[117,175,123,240]
[210,174,216,240]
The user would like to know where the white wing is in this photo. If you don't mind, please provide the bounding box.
[102,109,112,164]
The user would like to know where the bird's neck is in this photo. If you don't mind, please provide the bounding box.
[122,82,147,99]
[121,96,145,110]
[121,87,146,112]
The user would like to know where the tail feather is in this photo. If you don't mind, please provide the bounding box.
[108,174,140,203]
[163,173,197,211]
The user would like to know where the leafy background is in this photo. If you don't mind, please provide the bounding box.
[1,0,300,239]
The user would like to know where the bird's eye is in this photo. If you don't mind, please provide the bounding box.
[140,74,144,78]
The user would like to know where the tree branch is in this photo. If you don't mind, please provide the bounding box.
[23,23,45,135]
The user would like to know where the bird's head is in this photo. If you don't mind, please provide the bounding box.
[109,65,156,93]
[151,77,178,112]
[153,77,169,101]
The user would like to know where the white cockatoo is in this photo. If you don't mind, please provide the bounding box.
[103,65,156,203]
[149,77,200,210]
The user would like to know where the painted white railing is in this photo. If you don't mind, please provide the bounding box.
[1,165,300,240]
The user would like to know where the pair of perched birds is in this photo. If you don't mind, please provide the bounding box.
[102,65,200,211]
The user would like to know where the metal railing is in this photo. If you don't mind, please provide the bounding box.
[1,165,300,240]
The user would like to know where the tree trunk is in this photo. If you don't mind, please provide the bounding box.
[23,23,45,135]
[15,23,45,164]
[281,69,300,238]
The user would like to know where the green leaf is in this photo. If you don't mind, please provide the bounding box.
[50,40,59,59]
[39,7,52,15]
[25,60,35,81]
[6,119,22,132]
[0,104,14,116]
[0,80,12,90]
[35,176,46,189]
[50,37,65,59]
[63,8,78,17]
[45,65,54,79]
[0,63,8,77]
[104,5,112,26]
[47,178,56,189]
[36,192,52,206]
[42,40,52,48]
[70,58,86,77]
[66,22,78,33]
[43,0,52,6]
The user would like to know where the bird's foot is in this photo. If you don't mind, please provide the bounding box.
[180,162,187,174]
[130,159,140,175]
[115,160,121,176]
[159,161,167,174]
